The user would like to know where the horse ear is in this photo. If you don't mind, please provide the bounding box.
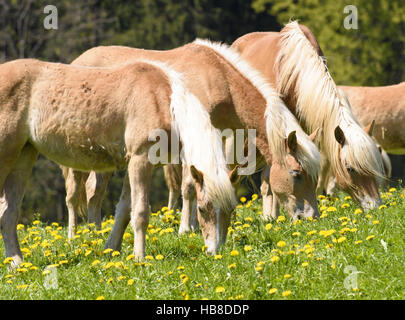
[190,165,204,186]
[364,120,375,137]
[286,131,297,152]
[334,126,345,146]
[229,165,240,185]
[309,127,321,142]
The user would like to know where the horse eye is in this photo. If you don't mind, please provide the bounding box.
[197,205,206,214]
[289,170,301,178]
[346,167,355,173]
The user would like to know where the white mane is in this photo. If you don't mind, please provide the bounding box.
[140,59,236,211]
[276,21,384,183]
[194,38,321,181]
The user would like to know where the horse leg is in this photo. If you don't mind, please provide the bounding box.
[316,153,330,195]
[164,164,182,210]
[260,165,275,220]
[0,143,38,266]
[63,168,88,240]
[128,154,152,260]
[104,172,131,251]
[178,164,196,235]
[86,171,112,229]
[190,199,199,231]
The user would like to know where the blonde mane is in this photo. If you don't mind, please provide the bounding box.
[140,59,236,211]
[194,38,321,181]
[276,21,384,184]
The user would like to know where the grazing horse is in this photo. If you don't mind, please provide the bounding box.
[0,58,236,265]
[232,21,385,210]
[62,39,322,245]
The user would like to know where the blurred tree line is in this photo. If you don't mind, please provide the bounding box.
[0,0,403,223]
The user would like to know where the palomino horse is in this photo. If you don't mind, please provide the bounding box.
[62,39,322,245]
[0,58,237,265]
[232,21,385,211]
[339,82,405,155]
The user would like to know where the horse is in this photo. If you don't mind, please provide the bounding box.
[339,82,405,155]
[61,39,322,244]
[232,21,385,210]
[0,58,237,265]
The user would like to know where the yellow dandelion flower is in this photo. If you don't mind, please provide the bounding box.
[373,220,379,225]
[366,235,375,241]
[282,290,292,297]
[240,197,247,203]
[215,286,225,293]
[230,250,239,256]
[265,223,272,231]
[228,263,236,269]
[307,230,317,236]
[244,245,252,252]
[127,279,134,286]
[389,187,397,192]
[155,254,164,260]
[337,236,346,243]
[17,284,29,290]
[91,259,101,266]
[269,288,277,294]
[96,296,105,300]
[277,240,287,248]
[214,254,223,260]
[277,216,286,223]
[251,194,258,201]
[177,265,185,270]
[112,251,120,257]
[327,207,337,212]
[301,262,309,267]
[126,254,135,261]
[284,274,291,279]
[103,248,113,254]
[270,256,280,263]
[354,209,363,215]
[355,240,363,245]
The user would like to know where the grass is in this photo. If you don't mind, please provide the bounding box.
[0,188,404,300]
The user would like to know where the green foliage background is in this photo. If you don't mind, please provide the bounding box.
[0,0,404,223]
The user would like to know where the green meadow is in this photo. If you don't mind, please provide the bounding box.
[1,188,404,300]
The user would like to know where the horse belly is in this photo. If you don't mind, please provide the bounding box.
[28,107,127,171]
